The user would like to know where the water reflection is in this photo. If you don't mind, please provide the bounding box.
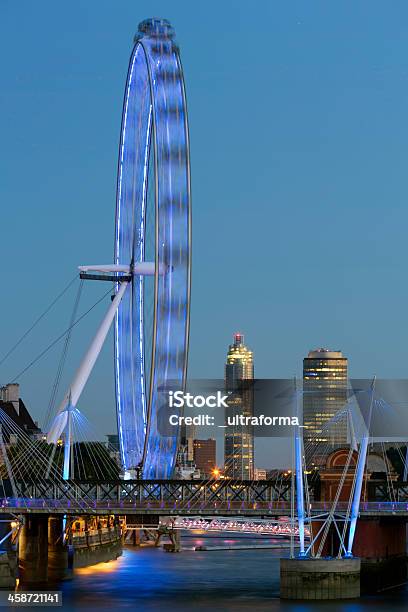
[59,533,408,611]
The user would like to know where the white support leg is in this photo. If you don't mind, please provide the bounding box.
[295,430,306,556]
[292,379,305,556]
[346,377,376,556]
[47,281,129,442]
[345,435,369,556]
[63,405,73,480]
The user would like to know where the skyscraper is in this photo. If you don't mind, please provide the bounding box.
[303,348,348,466]
[224,333,254,479]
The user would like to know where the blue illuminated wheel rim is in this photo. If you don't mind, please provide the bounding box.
[114,18,191,479]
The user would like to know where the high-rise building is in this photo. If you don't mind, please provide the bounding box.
[303,348,348,466]
[224,333,254,479]
[193,439,216,478]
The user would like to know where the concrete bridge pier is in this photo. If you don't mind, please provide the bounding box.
[19,514,48,585]
[280,558,360,599]
[48,516,70,581]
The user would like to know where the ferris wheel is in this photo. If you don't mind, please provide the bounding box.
[114,18,191,478]
[48,18,191,480]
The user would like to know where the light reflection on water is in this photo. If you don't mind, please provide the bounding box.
[58,534,408,611]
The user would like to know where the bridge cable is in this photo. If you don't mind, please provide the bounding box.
[43,280,84,431]
[71,414,102,479]
[375,398,398,503]
[10,285,113,383]
[382,440,396,503]
[316,445,354,558]
[70,408,121,480]
[0,274,78,369]
[0,407,96,510]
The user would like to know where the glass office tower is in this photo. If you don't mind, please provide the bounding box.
[303,348,348,466]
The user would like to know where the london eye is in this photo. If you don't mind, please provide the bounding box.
[114,18,191,478]
[48,18,191,480]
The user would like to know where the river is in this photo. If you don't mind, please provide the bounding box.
[56,533,408,611]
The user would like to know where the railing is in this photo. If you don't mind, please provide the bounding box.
[1,497,408,515]
[0,479,407,515]
[13,479,293,505]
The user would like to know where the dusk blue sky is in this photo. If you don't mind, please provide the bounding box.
[2,2,408,453]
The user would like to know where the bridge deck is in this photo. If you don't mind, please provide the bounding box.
[1,499,408,516]
[5,479,408,516]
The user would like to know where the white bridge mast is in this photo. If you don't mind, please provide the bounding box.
[47,278,129,445]
[47,258,163,481]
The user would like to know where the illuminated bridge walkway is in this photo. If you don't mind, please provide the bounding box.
[2,479,408,517]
